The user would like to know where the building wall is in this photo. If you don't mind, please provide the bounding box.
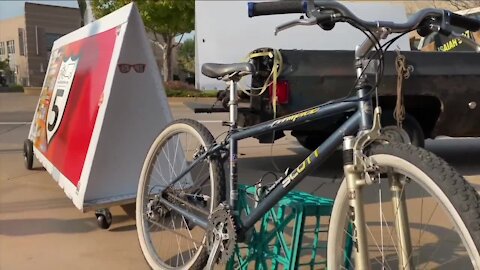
[24,3,80,86]
[0,16,28,85]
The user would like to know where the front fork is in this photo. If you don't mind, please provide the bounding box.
[342,108,413,270]
[343,136,372,270]
[390,173,414,269]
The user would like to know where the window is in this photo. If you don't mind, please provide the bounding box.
[44,33,63,52]
[6,40,15,54]
[0,42,5,55]
[18,28,26,56]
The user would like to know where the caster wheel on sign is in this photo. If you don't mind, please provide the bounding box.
[95,209,112,229]
[23,139,34,170]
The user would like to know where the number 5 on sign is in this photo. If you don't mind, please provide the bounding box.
[46,57,79,143]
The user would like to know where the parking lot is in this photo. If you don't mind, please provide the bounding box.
[1,93,480,269]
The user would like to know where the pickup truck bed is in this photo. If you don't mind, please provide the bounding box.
[239,50,480,147]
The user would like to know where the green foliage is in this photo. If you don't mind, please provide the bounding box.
[8,84,24,92]
[164,80,216,97]
[165,88,217,98]
[91,0,194,81]
[139,0,194,36]
[91,0,129,19]
[91,0,194,36]
[178,39,195,74]
[0,59,10,71]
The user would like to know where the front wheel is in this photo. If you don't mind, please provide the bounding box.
[327,143,480,269]
[136,119,225,270]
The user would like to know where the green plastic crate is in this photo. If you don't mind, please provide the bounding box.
[227,185,352,270]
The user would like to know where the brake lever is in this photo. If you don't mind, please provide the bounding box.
[274,17,318,35]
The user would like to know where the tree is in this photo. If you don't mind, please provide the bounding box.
[77,0,87,26]
[443,0,480,10]
[428,0,480,10]
[178,39,195,76]
[91,0,195,82]
[0,59,9,71]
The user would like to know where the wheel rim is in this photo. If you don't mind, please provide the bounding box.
[138,126,216,269]
[328,153,480,269]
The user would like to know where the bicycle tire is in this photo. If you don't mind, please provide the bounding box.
[327,143,480,269]
[136,119,225,270]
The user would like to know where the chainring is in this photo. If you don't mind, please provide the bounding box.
[207,205,237,263]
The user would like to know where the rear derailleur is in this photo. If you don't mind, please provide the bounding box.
[146,194,170,222]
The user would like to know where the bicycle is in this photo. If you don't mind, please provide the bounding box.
[135,1,480,269]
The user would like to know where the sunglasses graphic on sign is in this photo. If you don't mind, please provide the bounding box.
[118,63,146,73]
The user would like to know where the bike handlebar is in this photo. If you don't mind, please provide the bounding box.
[248,1,306,17]
[247,0,480,34]
[449,11,480,32]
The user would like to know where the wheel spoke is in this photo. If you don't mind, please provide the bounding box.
[329,144,479,270]
[339,213,356,268]
[365,221,393,270]
[379,180,385,267]
[419,205,444,270]
[137,122,222,269]
[146,217,204,246]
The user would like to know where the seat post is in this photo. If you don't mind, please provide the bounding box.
[228,79,239,213]
[229,80,238,129]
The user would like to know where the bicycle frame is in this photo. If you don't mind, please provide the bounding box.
[142,8,480,268]
[161,91,372,232]
[154,26,400,270]
[162,28,385,234]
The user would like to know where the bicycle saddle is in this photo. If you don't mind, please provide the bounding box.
[201,63,254,78]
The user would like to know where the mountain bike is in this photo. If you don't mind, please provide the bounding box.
[135,1,480,269]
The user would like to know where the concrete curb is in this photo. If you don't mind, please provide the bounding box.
[23,87,42,96]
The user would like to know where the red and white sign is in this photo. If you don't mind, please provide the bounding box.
[29,3,172,211]
[46,57,79,143]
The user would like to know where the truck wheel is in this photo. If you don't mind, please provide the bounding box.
[382,111,425,147]
[296,135,326,151]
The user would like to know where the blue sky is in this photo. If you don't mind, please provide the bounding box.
[0,1,79,20]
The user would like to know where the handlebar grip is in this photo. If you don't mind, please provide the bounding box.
[449,12,480,32]
[248,1,307,17]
